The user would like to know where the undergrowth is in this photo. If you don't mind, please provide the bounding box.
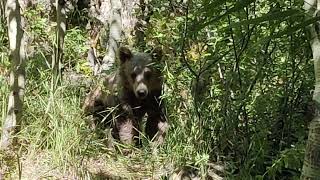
[0,45,214,178]
[0,1,314,179]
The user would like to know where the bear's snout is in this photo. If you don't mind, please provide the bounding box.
[137,89,147,99]
[135,83,148,99]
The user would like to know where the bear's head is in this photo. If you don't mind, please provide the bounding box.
[118,47,163,99]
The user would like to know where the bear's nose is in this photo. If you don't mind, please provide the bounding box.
[137,90,147,98]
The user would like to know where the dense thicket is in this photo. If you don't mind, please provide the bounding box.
[0,0,316,179]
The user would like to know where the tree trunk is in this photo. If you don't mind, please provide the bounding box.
[87,0,139,74]
[301,0,320,179]
[99,0,122,73]
[0,0,6,24]
[0,0,26,149]
[51,0,66,88]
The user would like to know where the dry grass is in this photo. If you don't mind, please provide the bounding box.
[1,149,174,179]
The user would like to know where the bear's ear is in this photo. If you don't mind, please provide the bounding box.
[119,47,132,63]
[151,47,163,61]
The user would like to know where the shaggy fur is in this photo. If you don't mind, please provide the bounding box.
[83,47,168,145]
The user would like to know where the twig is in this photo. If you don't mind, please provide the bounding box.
[180,1,197,77]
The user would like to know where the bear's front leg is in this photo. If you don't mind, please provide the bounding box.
[112,115,139,145]
[82,86,104,114]
[146,112,168,145]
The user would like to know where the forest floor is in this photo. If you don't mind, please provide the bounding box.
[1,148,225,179]
[2,151,170,179]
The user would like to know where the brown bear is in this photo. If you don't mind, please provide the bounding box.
[82,47,168,145]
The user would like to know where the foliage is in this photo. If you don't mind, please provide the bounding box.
[147,0,312,178]
[0,0,315,179]
[64,27,90,73]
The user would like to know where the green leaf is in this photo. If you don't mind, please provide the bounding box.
[265,15,320,40]
[227,9,302,28]
[195,0,257,32]
[201,0,228,15]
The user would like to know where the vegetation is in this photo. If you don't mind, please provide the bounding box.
[0,0,318,179]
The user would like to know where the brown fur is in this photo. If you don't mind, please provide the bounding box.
[83,47,168,145]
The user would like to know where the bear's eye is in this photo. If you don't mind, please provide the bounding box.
[131,73,137,79]
[144,71,152,80]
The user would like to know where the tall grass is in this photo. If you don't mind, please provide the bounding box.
[0,4,216,178]
[0,53,215,179]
